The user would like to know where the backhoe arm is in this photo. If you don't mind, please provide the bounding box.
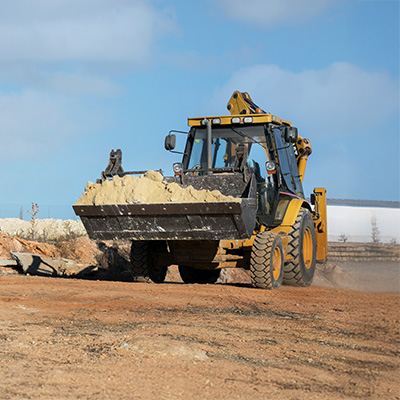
[227,91,312,184]
[227,91,265,115]
[296,137,312,183]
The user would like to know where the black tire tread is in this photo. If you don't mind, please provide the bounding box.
[283,208,314,286]
[130,241,151,282]
[250,231,279,289]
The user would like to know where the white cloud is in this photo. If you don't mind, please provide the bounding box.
[0,0,175,65]
[0,89,109,158]
[0,1,175,99]
[47,73,123,97]
[213,62,399,134]
[214,0,341,28]
[0,1,178,161]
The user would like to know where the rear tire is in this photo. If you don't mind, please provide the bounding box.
[130,241,167,283]
[283,208,316,286]
[178,266,220,284]
[149,241,168,284]
[130,241,151,282]
[250,231,284,289]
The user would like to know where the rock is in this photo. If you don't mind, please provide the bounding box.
[218,268,251,284]
[0,258,18,267]
[0,232,59,259]
[11,252,94,277]
[0,257,19,275]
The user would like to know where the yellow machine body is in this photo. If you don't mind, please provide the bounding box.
[75,90,328,289]
[187,91,327,267]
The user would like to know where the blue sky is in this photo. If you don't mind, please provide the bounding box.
[1,0,399,219]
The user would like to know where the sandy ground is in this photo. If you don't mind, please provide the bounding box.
[0,229,399,399]
[1,268,399,400]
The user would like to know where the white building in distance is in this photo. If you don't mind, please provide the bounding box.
[327,199,400,243]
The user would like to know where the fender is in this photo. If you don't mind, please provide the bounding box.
[275,198,311,236]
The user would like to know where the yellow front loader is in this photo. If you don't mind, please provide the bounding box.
[74,91,327,289]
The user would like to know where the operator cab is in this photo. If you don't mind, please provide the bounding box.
[184,123,267,178]
[165,112,303,228]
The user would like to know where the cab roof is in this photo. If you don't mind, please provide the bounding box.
[188,113,291,127]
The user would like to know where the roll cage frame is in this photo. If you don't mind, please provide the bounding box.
[181,123,305,228]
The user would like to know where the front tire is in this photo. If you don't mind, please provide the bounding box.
[250,231,284,289]
[283,208,316,286]
[130,241,168,283]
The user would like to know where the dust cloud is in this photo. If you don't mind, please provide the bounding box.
[314,261,399,293]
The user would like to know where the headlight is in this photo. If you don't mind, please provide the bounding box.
[243,116,253,124]
[173,162,183,175]
[266,161,276,174]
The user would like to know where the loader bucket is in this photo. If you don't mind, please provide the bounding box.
[73,198,257,241]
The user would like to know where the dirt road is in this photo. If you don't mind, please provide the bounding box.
[1,274,399,400]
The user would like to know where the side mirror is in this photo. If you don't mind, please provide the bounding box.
[284,126,298,143]
[164,133,176,151]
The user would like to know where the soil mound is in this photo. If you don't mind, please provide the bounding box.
[0,232,59,259]
[75,171,238,206]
